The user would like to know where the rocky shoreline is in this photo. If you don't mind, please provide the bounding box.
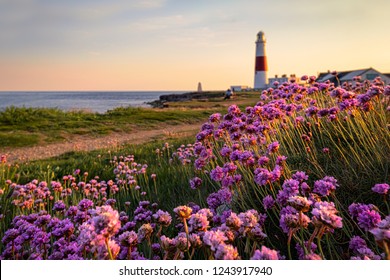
[147,91,224,108]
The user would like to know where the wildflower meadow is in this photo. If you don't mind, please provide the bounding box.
[0,75,389,260]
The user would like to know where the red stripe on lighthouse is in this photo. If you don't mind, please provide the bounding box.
[255,56,268,71]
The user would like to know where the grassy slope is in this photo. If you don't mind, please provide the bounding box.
[0,92,259,147]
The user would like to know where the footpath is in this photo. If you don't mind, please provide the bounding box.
[0,122,202,163]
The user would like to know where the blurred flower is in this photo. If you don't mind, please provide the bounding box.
[118,231,138,247]
[372,183,389,195]
[263,195,275,210]
[91,205,120,238]
[214,244,240,260]
[153,210,172,227]
[78,199,94,212]
[313,176,338,196]
[189,177,202,190]
[203,230,228,251]
[137,223,153,243]
[267,141,280,154]
[52,200,66,212]
[311,201,342,229]
[174,206,192,220]
[251,246,281,260]
[370,215,390,244]
[287,196,312,212]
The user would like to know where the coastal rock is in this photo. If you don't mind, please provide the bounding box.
[161,91,223,101]
[147,91,224,108]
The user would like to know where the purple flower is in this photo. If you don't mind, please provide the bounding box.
[331,88,345,98]
[74,210,91,225]
[53,200,66,212]
[209,113,222,122]
[189,177,202,190]
[349,236,381,260]
[207,188,232,213]
[276,155,287,165]
[313,176,338,196]
[34,214,52,228]
[214,244,240,260]
[118,231,138,247]
[372,183,389,195]
[369,215,390,243]
[263,195,275,210]
[258,156,270,166]
[153,210,172,227]
[91,205,121,238]
[210,166,225,182]
[223,162,237,173]
[279,206,310,233]
[238,210,266,236]
[251,246,281,260]
[51,219,75,238]
[311,201,342,229]
[65,206,78,218]
[267,141,280,154]
[2,228,19,244]
[230,150,242,161]
[228,104,241,115]
[287,196,312,212]
[271,165,282,182]
[348,203,373,219]
[291,171,308,183]
[220,146,232,157]
[296,241,317,259]
[225,212,243,230]
[349,236,367,253]
[249,226,267,242]
[188,210,210,232]
[105,198,116,207]
[305,106,319,117]
[276,179,300,206]
[78,199,94,212]
[254,168,273,186]
[203,230,228,251]
[356,210,381,231]
[304,253,322,260]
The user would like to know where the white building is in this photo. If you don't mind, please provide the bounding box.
[230,85,249,92]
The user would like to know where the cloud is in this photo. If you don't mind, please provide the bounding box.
[0,0,170,54]
[127,14,188,31]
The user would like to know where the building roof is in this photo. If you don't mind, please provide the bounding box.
[316,67,383,85]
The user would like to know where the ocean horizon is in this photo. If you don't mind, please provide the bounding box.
[0,91,187,113]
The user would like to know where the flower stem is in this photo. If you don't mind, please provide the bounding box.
[105,238,114,260]
[287,230,293,260]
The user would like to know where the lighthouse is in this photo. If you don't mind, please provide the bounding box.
[254,31,268,89]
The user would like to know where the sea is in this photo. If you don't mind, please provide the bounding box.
[0,91,186,113]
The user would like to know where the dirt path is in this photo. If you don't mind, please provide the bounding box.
[0,122,203,163]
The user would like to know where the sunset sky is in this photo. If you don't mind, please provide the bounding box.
[1,0,389,91]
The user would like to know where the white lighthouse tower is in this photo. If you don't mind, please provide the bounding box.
[254,31,268,89]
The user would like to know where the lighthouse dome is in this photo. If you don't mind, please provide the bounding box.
[256,31,266,42]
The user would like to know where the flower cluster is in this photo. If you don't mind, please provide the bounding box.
[1,76,389,260]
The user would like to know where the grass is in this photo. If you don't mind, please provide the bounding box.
[1,84,388,260]
[0,92,259,148]
[0,107,210,147]
[2,136,215,223]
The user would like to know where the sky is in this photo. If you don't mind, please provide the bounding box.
[0,0,389,91]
